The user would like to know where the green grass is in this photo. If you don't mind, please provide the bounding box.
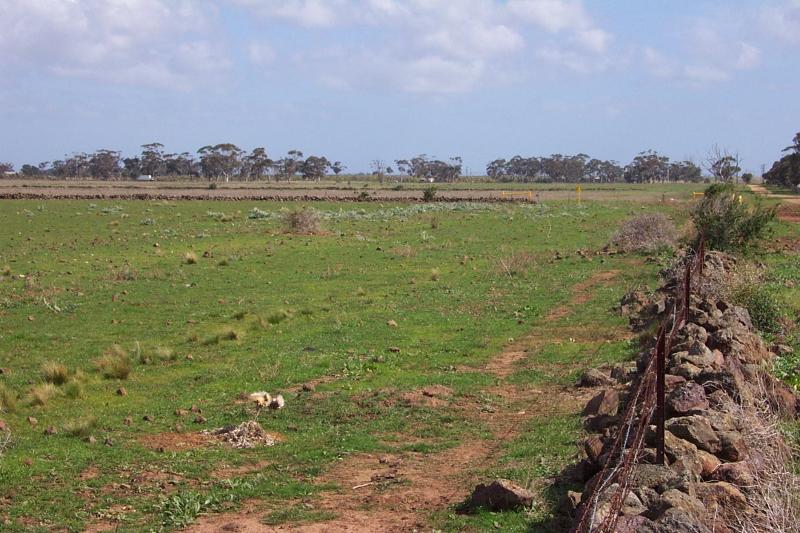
[0,198,684,531]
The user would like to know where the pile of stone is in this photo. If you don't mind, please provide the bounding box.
[204,420,278,449]
[567,252,798,532]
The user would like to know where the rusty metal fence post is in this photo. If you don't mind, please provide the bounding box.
[655,328,666,464]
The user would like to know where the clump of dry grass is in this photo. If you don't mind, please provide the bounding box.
[497,251,538,277]
[64,379,85,399]
[729,398,800,532]
[95,347,132,380]
[63,416,97,438]
[610,213,677,253]
[0,384,17,413]
[113,265,138,281]
[184,251,198,265]
[430,268,440,281]
[390,245,416,258]
[283,209,322,234]
[29,383,59,406]
[41,361,70,385]
[1,265,10,276]
[201,328,241,345]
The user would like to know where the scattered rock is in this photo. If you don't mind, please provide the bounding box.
[666,416,721,454]
[27,416,37,426]
[668,382,709,415]
[175,408,189,417]
[193,415,207,424]
[653,488,706,520]
[388,346,401,353]
[301,383,315,392]
[461,479,534,512]
[204,420,278,449]
[655,507,711,533]
[387,319,398,328]
[103,437,114,447]
[0,420,6,432]
[85,436,97,444]
[583,388,620,417]
[711,462,755,487]
[578,368,616,387]
[696,450,722,478]
[143,415,154,422]
[116,387,127,397]
[717,431,747,462]
[43,426,57,436]
[268,395,285,410]
[123,416,133,426]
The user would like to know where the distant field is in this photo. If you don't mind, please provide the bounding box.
[0,179,704,203]
[7,189,797,531]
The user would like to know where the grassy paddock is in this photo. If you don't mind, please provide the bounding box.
[0,198,690,530]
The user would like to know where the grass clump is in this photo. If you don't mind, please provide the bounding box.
[283,209,322,234]
[266,310,290,325]
[732,285,786,335]
[95,347,132,380]
[692,183,776,251]
[184,252,198,265]
[610,213,677,253]
[201,328,241,345]
[62,416,97,438]
[64,379,85,399]
[41,361,70,385]
[29,383,59,406]
[1,265,10,276]
[423,186,437,202]
[0,384,17,413]
[430,268,440,281]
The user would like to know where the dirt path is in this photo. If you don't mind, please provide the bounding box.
[749,183,800,223]
[189,270,624,533]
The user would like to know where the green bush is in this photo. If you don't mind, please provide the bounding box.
[691,183,775,251]
[422,186,437,202]
[731,285,784,335]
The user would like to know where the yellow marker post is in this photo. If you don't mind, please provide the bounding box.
[738,195,743,204]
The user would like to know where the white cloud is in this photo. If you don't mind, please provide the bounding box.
[0,0,229,88]
[760,0,800,45]
[248,42,277,66]
[233,0,612,92]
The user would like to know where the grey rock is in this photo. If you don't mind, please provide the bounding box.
[666,416,721,454]
[462,479,533,512]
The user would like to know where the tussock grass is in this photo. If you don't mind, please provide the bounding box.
[29,383,59,406]
[283,209,322,234]
[95,347,132,380]
[430,268,440,281]
[1,265,10,276]
[184,252,198,265]
[266,310,290,325]
[201,328,241,345]
[64,379,85,399]
[0,384,17,412]
[63,416,97,438]
[41,361,70,385]
[389,245,416,258]
[232,310,247,320]
[497,251,539,277]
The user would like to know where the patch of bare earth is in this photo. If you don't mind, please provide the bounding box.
[138,430,214,452]
[190,270,624,531]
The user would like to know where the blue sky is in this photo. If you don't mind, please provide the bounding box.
[1,0,798,174]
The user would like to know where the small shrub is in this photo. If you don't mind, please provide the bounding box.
[430,268,440,281]
[731,285,785,335]
[41,361,69,385]
[283,209,322,234]
[610,213,677,253]
[63,416,97,438]
[219,328,240,341]
[1,266,10,276]
[208,182,218,190]
[232,310,247,320]
[422,186,437,202]
[390,245,416,258]
[498,251,538,277]
[29,383,59,406]
[357,191,370,201]
[0,384,17,413]
[692,183,776,251]
[430,216,439,229]
[217,258,230,267]
[114,265,138,281]
[184,252,198,265]
[159,491,218,528]
[95,349,132,380]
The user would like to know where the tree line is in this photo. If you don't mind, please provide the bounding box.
[763,132,800,189]
[1,141,787,184]
[486,151,706,183]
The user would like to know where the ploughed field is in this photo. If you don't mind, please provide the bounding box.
[0,198,687,531]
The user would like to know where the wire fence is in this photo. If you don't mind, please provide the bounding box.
[571,235,706,533]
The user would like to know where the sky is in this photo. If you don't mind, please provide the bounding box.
[1,0,799,174]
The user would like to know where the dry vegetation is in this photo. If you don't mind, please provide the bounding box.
[283,208,322,234]
[610,212,677,252]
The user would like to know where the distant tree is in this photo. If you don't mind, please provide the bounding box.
[62,153,90,178]
[0,162,16,175]
[197,143,243,182]
[741,172,754,184]
[331,161,346,176]
[705,145,741,183]
[244,147,273,181]
[122,157,142,178]
[625,150,669,183]
[370,159,386,182]
[89,149,122,179]
[668,160,703,182]
[301,155,330,181]
[764,131,800,188]
[140,143,166,176]
[20,164,41,177]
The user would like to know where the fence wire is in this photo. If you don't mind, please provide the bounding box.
[571,236,705,533]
